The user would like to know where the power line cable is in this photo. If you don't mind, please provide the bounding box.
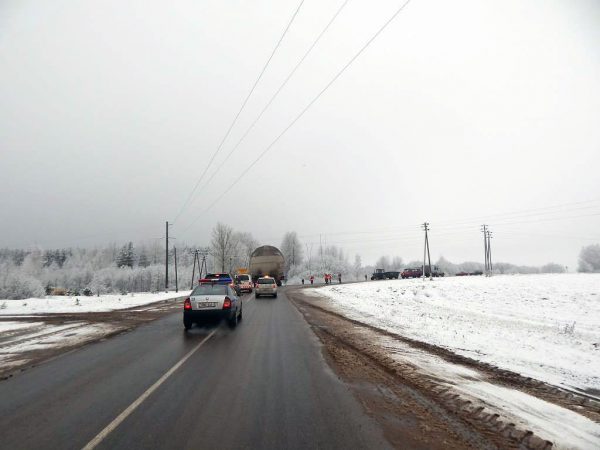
[172,0,306,224]
[180,0,413,234]
[192,0,352,202]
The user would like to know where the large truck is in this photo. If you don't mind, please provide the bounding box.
[249,245,285,286]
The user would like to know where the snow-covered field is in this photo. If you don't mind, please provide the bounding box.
[0,291,191,315]
[307,274,600,394]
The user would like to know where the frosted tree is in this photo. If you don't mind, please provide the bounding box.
[541,263,566,273]
[578,244,600,273]
[281,231,303,272]
[375,256,390,270]
[210,223,235,272]
[353,254,362,279]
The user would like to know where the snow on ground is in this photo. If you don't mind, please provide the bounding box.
[376,334,600,449]
[307,274,600,394]
[0,321,44,333]
[0,291,191,315]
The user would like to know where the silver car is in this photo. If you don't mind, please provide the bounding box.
[183,283,242,329]
[255,277,278,298]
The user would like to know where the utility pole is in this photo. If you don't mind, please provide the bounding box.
[486,230,493,276]
[190,250,198,289]
[174,246,178,293]
[165,221,175,291]
[422,222,432,280]
[481,225,489,276]
[165,221,169,291]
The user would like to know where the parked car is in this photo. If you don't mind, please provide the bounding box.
[401,266,445,278]
[255,276,278,298]
[183,283,242,330]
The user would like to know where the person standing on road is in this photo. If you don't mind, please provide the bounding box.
[301,278,305,285]
[338,273,342,284]
[364,274,368,281]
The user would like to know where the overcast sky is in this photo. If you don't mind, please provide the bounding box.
[1,0,599,267]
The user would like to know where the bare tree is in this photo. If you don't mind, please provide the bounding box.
[234,232,260,268]
[210,223,235,273]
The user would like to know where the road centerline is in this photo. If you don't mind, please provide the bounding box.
[81,328,218,450]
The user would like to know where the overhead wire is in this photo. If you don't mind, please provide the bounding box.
[189,0,353,204]
[172,0,306,225]
[180,0,414,234]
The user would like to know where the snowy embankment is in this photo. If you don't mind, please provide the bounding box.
[0,291,191,315]
[307,274,600,394]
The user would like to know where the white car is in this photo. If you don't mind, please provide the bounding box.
[183,283,242,329]
[255,277,277,298]
[235,274,253,293]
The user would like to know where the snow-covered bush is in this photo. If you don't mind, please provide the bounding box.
[0,271,45,299]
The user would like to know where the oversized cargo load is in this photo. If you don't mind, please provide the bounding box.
[249,245,285,286]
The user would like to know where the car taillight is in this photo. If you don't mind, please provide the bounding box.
[184,298,191,310]
[222,297,232,309]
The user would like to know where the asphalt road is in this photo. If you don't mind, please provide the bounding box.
[0,288,392,450]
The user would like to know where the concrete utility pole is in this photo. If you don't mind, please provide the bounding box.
[165,221,175,291]
[165,221,169,291]
[481,225,489,276]
[422,222,432,280]
[174,246,178,293]
[486,230,493,276]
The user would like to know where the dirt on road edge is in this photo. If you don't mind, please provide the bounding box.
[288,287,597,450]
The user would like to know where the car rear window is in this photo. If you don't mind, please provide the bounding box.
[191,285,228,296]
[258,278,275,284]
[237,275,250,281]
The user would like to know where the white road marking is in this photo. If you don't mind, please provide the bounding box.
[81,328,218,450]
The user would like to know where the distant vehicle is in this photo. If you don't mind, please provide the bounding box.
[401,266,445,278]
[235,273,253,293]
[401,268,422,279]
[255,276,278,298]
[249,246,285,286]
[371,268,386,280]
[183,283,242,330]
[370,269,400,280]
[200,273,241,295]
[201,273,234,284]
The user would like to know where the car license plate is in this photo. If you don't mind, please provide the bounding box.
[197,302,216,308]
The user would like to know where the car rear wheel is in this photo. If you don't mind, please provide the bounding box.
[238,305,243,321]
[228,312,238,329]
[183,317,192,330]
[274,293,278,298]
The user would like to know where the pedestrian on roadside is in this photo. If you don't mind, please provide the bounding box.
[301,278,305,285]
[310,275,314,285]
[338,273,342,284]
[364,274,367,281]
